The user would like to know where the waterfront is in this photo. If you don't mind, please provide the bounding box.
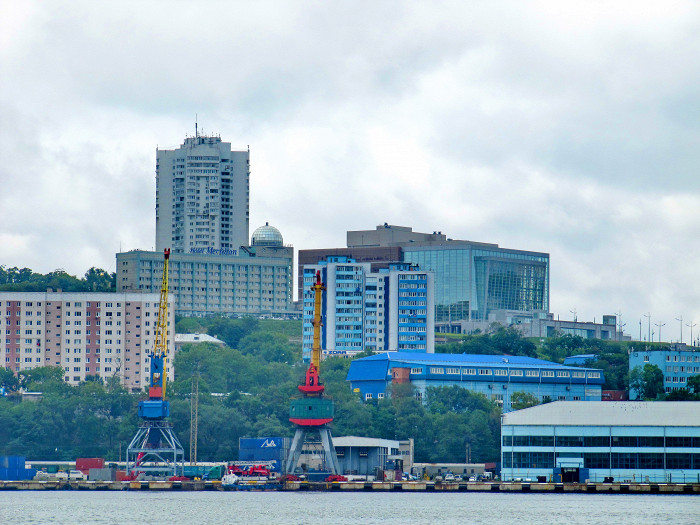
[1,491,698,524]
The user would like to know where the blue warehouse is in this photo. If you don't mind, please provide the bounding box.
[501,401,700,483]
[346,352,603,411]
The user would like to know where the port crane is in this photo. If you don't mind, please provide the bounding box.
[126,249,184,478]
[284,270,341,475]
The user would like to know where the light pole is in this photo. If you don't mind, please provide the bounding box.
[570,308,577,323]
[639,319,642,341]
[654,322,666,343]
[675,315,683,343]
[644,312,651,343]
[687,322,697,348]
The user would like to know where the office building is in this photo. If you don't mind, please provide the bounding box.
[302,257,434,360]
[628,345,700,399]
[501,401,700,483]
[298,224,549,323]
[346,352,603,411]
[437,312,628,341]
[0,291,172,390]
[156,133,250,254]
[117,225,293,317]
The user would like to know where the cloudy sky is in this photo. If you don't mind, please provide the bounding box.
[2,1,699,342]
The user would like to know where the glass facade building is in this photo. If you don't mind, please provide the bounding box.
[402,244,549,322]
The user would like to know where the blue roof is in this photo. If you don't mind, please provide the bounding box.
[347,351,602,382]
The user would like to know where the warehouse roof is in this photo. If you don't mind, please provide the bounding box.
[333,436,400,449]
[503,401,700,427]
[346,351,599,382]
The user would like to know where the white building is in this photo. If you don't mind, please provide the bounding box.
[156,133,250,254]
[0,291,174,391]
[303,257,434,361]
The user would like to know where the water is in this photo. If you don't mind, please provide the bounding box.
[0,491,697,524]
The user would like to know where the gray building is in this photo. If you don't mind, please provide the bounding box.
[156,133,250,254]
[502,401,700,483]
[299,224,549,323]
[117,225,293,317]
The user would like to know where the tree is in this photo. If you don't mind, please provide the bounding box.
[510,391,539,410]
[0,368,19,393]
[629,364,664,400]
[687,374,700,394]
[18,366,66,390]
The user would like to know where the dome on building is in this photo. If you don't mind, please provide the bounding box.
[251,222,283,247]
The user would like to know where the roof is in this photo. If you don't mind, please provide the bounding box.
[357,351,579,368]
[333,436,400,448]
[503,401,700,427]
[175,333,225,345]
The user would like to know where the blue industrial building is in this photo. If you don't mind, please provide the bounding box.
[346,352,603,411]
[502,401,700,483]
[628,345,700,399]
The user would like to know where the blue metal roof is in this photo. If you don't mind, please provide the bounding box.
[346,352,603,383]
[346,358,390,382]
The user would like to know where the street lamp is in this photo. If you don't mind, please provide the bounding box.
[643,312,651,343]
[687,322,697,348]
[654,322,666,343]
[675,315,683,343]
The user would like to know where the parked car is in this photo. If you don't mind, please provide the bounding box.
[444,473,455,482]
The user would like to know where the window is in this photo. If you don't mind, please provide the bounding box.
[478,369,492,375]
[365,393,373,400]
[510,370,523,377]
[429,367,444,374]
[542,370,554,377]
[445,368,459,375]
[410,367,422,374]
[494,369,507,376]
[556,371,570,378]
[377,393,385,399]
[526,370,539,377]
[464,368,476,375]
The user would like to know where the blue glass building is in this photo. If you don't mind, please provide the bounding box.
[346,352,603,411]
[502,401,700,483]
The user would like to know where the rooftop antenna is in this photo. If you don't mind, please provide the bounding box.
[195,114,198,138]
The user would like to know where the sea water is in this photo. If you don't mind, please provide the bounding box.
[0,490,697,524]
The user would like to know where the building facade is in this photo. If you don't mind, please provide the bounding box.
[437,312,628,341]
[156,134,250,254]
[302,257,434,361]
[117,228,293,318]
[0,291,173,390]
[298,224,549,323]
[501,401,700,483]
[346,352,604,412]
[628,345,700,399]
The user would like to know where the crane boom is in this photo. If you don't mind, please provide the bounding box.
[149,248,170,400]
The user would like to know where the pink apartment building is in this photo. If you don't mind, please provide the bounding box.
[0,291,174,391]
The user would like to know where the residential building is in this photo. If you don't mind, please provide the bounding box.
[156,133,249,254]
[346,352,604,412]
[0,291,173,390]
[298,224,549,323]
[302,257,434,360]
[501,401,700,483]
[117,224,293,318]
[628,345,700,399]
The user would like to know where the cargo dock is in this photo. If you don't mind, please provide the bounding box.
[1,480,699,494]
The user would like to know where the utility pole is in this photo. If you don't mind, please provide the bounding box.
[654,322,666,343]
[570,308,577,323]
[675,315,683,343]
[639,319,642,341]
[644,312,651,342]
[190,374,199,465]
[615,310,623,341]
[687,322,697,348]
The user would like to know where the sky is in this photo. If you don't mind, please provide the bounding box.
[1,1,700,343]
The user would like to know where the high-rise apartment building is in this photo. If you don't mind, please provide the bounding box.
[0,292,173,390]
[156,134,250,254]
[302,257,434,360]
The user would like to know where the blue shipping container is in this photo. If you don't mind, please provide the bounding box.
[239,437,288,450]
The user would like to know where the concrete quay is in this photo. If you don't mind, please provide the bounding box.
[1,480,698,493]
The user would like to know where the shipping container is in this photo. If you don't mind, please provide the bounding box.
[76,458,105,473]
[89,468,117,482]
[115,470,129,482]
[239,437,290,450]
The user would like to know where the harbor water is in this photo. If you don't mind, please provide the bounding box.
[1,491,698,524]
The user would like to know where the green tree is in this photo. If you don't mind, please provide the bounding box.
[0,368,19,393]
[629,364,664,400]
[510,391,539,410]
[686,374,700,394]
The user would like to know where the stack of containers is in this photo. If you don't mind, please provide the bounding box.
[238,437,291,472]
[0,456,36,481]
